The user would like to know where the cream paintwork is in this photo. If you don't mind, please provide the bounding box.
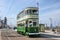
[17,15,38,22]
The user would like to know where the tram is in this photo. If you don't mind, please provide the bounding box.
[17,7,40,36]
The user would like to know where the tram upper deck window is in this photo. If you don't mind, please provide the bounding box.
[17,15,20,19]
[33,10,38,14]
[27,10,38,15]
[27,10,31,14]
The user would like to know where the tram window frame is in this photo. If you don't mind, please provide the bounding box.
[29,21,33,27]
[33,22,36,26]
[18,23,24,27]
[27,10,29,14]
[29,10,31,14]
[17,14,21,19]
[25,10,27,15]
[27,10,32,14]
[27,10,38,14]
[33,10,38,14]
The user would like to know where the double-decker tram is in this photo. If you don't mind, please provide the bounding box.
[17,7,40,36]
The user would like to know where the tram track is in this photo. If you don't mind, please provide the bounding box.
[1,30,9,40]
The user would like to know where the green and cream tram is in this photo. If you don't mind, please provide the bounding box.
[17,7,39,36]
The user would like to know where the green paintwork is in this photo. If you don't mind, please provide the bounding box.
[39,24,45,32]
[28,27,39,33]
[17,26,26,33]
[17,26,39,35]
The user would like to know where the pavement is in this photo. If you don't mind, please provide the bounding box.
[40,32,60,36]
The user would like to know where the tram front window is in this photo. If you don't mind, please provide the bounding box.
[29,21,32,27]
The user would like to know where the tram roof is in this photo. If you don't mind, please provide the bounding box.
[25,7,38,10]
[17,7,38,16]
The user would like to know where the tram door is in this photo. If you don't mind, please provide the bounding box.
[26,20,28,32]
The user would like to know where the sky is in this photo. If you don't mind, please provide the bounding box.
[0,0,60,27]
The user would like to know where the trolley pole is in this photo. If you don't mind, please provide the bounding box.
[36,0,39,32]
[36,0,39,24]
[36,0,39,12]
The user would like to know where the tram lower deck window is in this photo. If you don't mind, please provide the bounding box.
[33,22,36,26]
[18,24,24,27]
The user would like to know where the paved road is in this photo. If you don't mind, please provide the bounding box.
[0,29,60,40]
[1,29,24,40]
[41,34,60,38]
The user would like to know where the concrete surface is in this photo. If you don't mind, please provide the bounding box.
[0,29,60,40]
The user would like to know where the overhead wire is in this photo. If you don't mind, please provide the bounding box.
[6,0,15,15]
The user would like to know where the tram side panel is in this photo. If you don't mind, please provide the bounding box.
[17,26,26,34]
